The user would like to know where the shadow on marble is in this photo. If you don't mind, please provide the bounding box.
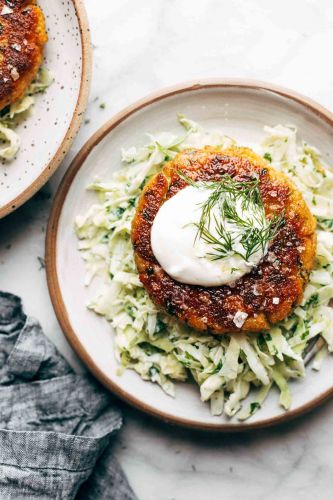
[118,394,333,446]
[0,183,53,252]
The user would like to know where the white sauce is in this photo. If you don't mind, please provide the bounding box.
[151,185,268,287]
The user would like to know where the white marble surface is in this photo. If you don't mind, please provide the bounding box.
[1,0,333,498]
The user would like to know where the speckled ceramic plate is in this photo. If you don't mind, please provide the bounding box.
[46,80,333,430]
[0,0,91,219]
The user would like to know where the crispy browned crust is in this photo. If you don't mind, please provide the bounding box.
[0,0,47,111]
[132,146,317,334]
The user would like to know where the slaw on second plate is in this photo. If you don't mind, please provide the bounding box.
[0,67,53,161]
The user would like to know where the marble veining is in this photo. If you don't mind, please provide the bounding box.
[1,1,333,498]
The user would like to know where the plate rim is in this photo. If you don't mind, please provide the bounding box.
[0,0,92,219]
[46,78,333,431]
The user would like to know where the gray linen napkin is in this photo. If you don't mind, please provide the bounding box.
[0,291,137,500]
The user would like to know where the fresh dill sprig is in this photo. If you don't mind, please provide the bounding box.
[179,170,285,262]
[194,214,234,260]
[239,213,285,261]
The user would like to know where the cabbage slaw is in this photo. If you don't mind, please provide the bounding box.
[0,67,53,161]
[75,117,333,420]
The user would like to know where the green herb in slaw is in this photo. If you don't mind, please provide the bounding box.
[75,117,333,420]
[0,67,53,161]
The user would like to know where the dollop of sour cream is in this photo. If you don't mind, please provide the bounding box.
[151,185,268,287]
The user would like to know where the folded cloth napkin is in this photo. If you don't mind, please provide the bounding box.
[0,292,137,500]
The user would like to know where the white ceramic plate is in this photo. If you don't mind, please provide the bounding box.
[0,0,91,219]
[46,80,333,430]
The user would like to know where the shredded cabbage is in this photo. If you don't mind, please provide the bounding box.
[0,67,53,161]
[75,117,333,420]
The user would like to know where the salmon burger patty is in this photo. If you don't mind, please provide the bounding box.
[132,146,317,334]
[0,0,47,111]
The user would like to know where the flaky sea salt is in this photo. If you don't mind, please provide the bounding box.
[233,311,248,328]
